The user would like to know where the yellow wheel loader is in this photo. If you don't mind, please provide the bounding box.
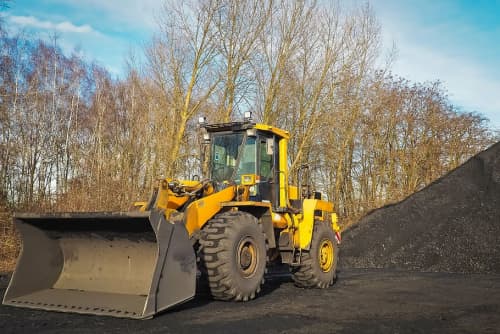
[3,118,341,319]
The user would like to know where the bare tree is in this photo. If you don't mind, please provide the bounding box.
[0,0,495,231]
[146,0,221,177]
[213,0,272,121]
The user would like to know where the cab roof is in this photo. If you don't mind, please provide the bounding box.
[203,122,290,139]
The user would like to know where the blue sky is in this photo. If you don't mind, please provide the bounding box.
[4,0,158,74]
[4,0,500,128]
[370,0,500,129]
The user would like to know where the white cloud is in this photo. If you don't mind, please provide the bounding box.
[52,0,162,30]
[9,15,97,34]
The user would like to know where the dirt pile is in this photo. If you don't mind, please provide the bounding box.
[339,141,500,274]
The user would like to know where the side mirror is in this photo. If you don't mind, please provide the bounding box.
[266,138,274,155]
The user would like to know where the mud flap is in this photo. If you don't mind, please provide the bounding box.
[2,210,196,319]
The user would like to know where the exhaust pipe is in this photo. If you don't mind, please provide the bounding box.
[2,210,196,319]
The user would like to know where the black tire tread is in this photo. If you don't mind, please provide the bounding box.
[292,221,338,289]
[199,211,267,301]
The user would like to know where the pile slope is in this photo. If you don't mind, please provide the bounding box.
[339,142,500,273]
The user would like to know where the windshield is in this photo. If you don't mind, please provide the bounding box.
[210,133,244,182]
[210,133,256,183]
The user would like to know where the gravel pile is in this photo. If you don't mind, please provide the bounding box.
[339,142,500,274]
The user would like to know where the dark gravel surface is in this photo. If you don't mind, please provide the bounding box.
[1,270,500,334]
[340,142,500,273]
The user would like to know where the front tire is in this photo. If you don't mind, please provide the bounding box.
[199,211,266,301]
[292,221,338,288]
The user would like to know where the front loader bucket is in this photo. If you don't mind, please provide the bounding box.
[2,210,196,319]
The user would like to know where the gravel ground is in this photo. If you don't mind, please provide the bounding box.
[340,142,500,273]
[1,270,500,334]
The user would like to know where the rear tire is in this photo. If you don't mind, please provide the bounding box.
[198,211,266,301]
[292,221,338,288]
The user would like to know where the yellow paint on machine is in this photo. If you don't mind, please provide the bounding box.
[331,212,340,233]
[288,186,299,200]
[184,186,235,236]
[295,199,335,250]
[278,137,288,209]
[254,123,290,139]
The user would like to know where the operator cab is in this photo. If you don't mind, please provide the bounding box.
[202,120,283,206]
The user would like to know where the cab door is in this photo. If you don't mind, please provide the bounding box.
[257,135,278,205]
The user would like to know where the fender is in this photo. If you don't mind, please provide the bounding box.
[297,199,336,250]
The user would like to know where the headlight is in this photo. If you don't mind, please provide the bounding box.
[241,174,256,185]
[249,185,257,196]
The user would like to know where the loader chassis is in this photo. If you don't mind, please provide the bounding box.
[3,121,341,319]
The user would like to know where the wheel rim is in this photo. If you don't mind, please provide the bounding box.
[319,239,334,272]
[237,237,258,277]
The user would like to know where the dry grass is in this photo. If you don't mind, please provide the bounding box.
[0,208,19,273]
